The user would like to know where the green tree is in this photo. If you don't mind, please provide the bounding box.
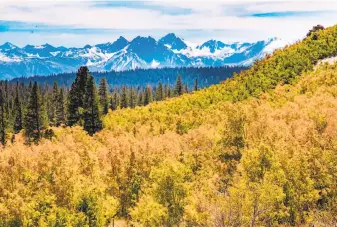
[194,79,198,91]
[156,82,164,101]
[13,82,22,133]
[98,78,109,115]
[129,87,136,109]
[56,88,66,126]
[137,91,143,106]
[50,82,59,125]
[110,92,119,111]
[120,86,128,109]
[24,82,48,143]
[184,83,188,93]
[0,88,6,145]
[174,75,183,96]
[67,66,90,126]
[83,76,102,136]
[143,85,153,106]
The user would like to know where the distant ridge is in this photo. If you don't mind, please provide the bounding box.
[0,34,287,79]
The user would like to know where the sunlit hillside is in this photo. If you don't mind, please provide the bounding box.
[0,26,336,226]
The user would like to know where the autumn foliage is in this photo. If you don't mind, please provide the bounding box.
[0,26,337,226]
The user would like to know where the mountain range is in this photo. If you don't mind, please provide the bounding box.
[0,33,287,79]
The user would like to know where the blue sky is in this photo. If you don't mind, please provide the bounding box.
[0,0,337,47]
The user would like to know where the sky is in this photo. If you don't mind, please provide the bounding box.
[0,0,337,47]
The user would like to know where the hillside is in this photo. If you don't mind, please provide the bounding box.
[0,25,336,226]
[0,34,283,79]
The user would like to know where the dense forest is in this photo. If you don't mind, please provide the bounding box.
[9,66,247,90]
[0,25,336,227]
[0,67,198,144]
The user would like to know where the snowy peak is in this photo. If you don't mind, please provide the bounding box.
[0,36,288,79]
[158,33,187,51]
[0,42,18,51]
[197,40,228,53]
[96,36,129,53]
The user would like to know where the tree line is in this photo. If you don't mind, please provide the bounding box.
[10,66,247,90]
[0,66,200,144]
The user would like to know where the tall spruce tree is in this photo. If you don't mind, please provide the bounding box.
[50,82,59,125]
[67,66,90,126]
[56,88,66,126]
[129,87,136,109]
[156,82,164,101]
[184,83,188,93]
[137,91,143,106]
[83,76,102,136]
[165,85,171,98]
[174,75,183,96]
[120,86,128,109]
[194,79,198,91]
[13,82,23,133]
[143,85,153,105]
[98,78,109,114]
[110,92,119,111]
[0,88,6,145]
[24,82,48,143]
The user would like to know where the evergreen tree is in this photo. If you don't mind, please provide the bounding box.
[110,91,119,111]
[13,82,22,133]
[129,87,136,109]
[143,85,153,106]
[56,88,66,126]
[67,66,90,126]
[194,79,198,91]
[184,83,188,93]
[50,82,59,125]
[83,76,102,136]
[137,91,143,106]
[165,85,171,98]
[120,86,128,109]
[98,78,109,115]
[174,75,183,96]
[24,82,48,143]
[0,88,6,145]
[156,82,164,101]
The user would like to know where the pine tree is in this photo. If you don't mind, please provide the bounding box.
[13,82,22,133]
[83,76,102,136]
[137,91,143,106]
[110,91,119,111]
[143,85,153,106]
[120,86,128,109]
[67,66,90,126]
[50,82,59,125]
[174,75,183,96]
[24,82,48,143]
[156,82,164,101]
[98,78,109,114]
[0,88,6,146]
[165,85,171,98]
[194,79,198,91]
[129,87,136,109]
[56,88,66,126]
[184,83,188,93]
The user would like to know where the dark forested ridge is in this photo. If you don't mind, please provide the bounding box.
[9,66,248,90]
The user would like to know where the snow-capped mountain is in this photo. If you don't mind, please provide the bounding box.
[0,34,287,79]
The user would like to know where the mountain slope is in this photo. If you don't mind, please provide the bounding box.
[0,34,286,79]
[0,25,337,226]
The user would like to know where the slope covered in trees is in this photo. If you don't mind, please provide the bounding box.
[10,66,246,90]
[0,25,336,226]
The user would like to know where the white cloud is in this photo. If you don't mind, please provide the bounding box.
[0,0,336,46]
